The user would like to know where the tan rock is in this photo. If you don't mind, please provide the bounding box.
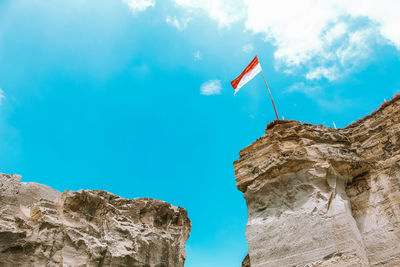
[0,173,191,267]
[234,95,400,266]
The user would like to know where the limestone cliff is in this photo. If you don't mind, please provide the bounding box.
[234,95,400,266]
[0,173,191,267]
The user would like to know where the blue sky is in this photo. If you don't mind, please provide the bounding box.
[1,0,400,266]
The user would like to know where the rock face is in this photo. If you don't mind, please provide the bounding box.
[241,254,250,267]
[0,173,191,267]
[235,95,400,267]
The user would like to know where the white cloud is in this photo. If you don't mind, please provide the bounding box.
[336,29,374,66]
[193,50,202,60]
[0,89,5,105]
[305,67,339,81]
[172,0,246,27]
[200,80,222,95]
[124,0,155,14]
[243,0,386,80]
[170,0,400,80]
[166,16,191,31]
[324,22,347,45]
[242,43,254,53]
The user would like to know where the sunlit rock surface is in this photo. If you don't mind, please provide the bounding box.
[0,173,191,267]
[235,95,400,266]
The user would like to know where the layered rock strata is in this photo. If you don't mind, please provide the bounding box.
[235,95,400,266]
[0,173,191,267]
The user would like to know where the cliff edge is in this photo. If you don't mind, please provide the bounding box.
[0,173,191,267]
[234,95,400,266]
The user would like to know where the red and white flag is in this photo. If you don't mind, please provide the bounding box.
[231,56,262,95]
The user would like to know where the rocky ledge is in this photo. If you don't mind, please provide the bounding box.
[235,95,400,266]
[0,173,191,267]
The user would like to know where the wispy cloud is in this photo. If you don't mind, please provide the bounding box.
[193,50,202,60]
[171,0,400,80]
[245,1,399,81]
[0,89,5,105]
[123,1,400,81]
[124,0,155,14]
[166,16,191,31]
[242,43,254,53]
[305,66,339,81]
[286,82,321,96]
[200,80,222,95]
[171,0,246,27]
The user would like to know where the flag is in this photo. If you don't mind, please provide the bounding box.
[231,56,262,95]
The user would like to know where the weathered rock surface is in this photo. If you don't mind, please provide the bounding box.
[235,95,400,267]
[0,173,191,267]
[241,254,250,267]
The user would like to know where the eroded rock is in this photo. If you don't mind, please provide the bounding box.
[234,95,400,266]
[0,173,191,267]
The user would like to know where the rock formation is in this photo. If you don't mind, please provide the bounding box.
[0,173,191,267]
[241,254,250,267]
[235,95,400,266]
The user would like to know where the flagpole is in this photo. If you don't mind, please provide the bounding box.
[260,67,279,120]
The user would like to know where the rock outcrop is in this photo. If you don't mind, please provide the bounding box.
[241,254,250,267]
[235,95,400,266]
[0,173,191,267]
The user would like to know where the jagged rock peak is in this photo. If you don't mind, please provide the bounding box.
[235,94,400,266]
[0,173,191,267]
